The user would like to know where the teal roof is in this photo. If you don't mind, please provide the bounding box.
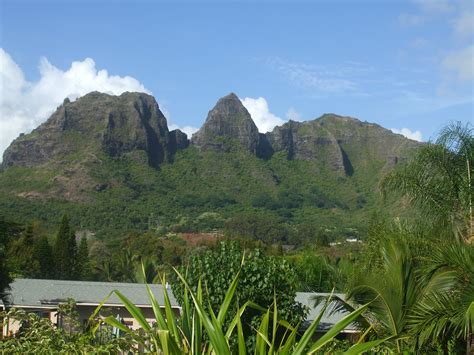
[6,279,179,308]
[295,292,358,332]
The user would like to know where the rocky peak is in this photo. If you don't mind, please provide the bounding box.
[265,119,347,173]
[191,93,260,154]
[1,92,187,169]
[264,113,422,175]
[169,129,189,155]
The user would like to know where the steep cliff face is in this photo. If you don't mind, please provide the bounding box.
[169,129,190,155]
[2,92,188,169]
[191,93,260,154]
[265,120,346,173]
[188,94,419,176]
[264,114,421,175]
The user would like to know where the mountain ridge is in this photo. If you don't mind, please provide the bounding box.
[0,91,422,239]
[2,91,421,171]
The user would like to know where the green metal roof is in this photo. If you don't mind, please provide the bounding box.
[295,292,358,332]
[5,279,179,308]
[4,280,356,333]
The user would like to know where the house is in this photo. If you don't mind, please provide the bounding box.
[1,279,359,340]
[1,278,180,337]
[295,292,360,340]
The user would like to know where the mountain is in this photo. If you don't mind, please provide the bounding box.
[0,92,421,240]
[2,91,187,170]
[191,93,260,154]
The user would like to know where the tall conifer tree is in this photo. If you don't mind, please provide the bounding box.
[34,236,55,279]
[76,236,91,280]
[53,215,77,279]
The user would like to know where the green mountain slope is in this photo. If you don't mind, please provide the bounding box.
[0,92,421,242]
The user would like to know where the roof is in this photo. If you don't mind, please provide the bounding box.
[5,279,179,309]
[295,292,358,332]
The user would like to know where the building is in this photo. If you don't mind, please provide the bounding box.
[1,279,359,339]
[295,292,360,339]
[1,278,180,337]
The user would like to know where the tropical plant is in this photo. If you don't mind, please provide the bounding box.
[289,251,348,292]
[334,238,419,352]
[91,264,387,354]
[409,240,474,352]
[323,235,474,353]
[171,240,306,351]
[382,122,473,240]
[0,307,133,353]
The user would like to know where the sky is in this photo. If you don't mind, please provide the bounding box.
[0,0,473,158]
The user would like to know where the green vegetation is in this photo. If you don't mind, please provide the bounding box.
[91,267,382,354]
[171,241,307,350]
[0,122,472,353]
[0,302,132,353]
[2,214,92,281]
[0,140,401,242]
[382,121,473,240]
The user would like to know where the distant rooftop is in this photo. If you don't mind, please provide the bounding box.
[3,280,357,333]
[295,292,358,332]
[4,279,179,309]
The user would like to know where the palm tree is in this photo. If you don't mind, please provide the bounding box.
[321,237,474,352]
[344,238,419,352]
[409,240,474,352]
[133,256,161,283]
[382,122,473,241]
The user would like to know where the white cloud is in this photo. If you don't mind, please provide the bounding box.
[0,49,199,157]
[267,58,358,94]
[286,107,303,121]
[0,48,151,159]
[442,45,474,81]
[159,103,198,138]
[454,11,474,37]
[391,127,423,141]
[240,97,285,133]
[169,123,199,137]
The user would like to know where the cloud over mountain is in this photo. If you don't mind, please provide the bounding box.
[391,127,423,142]
[0,48,150,159]
[240,96,285,133]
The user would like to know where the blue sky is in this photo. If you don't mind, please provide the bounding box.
[0,0,473,155]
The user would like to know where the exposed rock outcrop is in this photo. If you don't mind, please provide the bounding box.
[263,114,421,175]
[265,120,347,173]
[169,129,190,155]
[2,92,187,169]
[191,93,260,154]
[1,92,420,179]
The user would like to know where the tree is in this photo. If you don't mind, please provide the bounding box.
[33,236,55,279]
[224,212,288,244]
[91,265,385,354]
[328,236,473,353]
[0,242,11,304]
[53,215,77,280]
[0,215,21,302]
[172,241,306,349]
[289,251,346,292]
[6,223,39,277]
[382,122,473,240]
[343,238,419,353]
[409,241,474,353]
[75,237,92,280]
